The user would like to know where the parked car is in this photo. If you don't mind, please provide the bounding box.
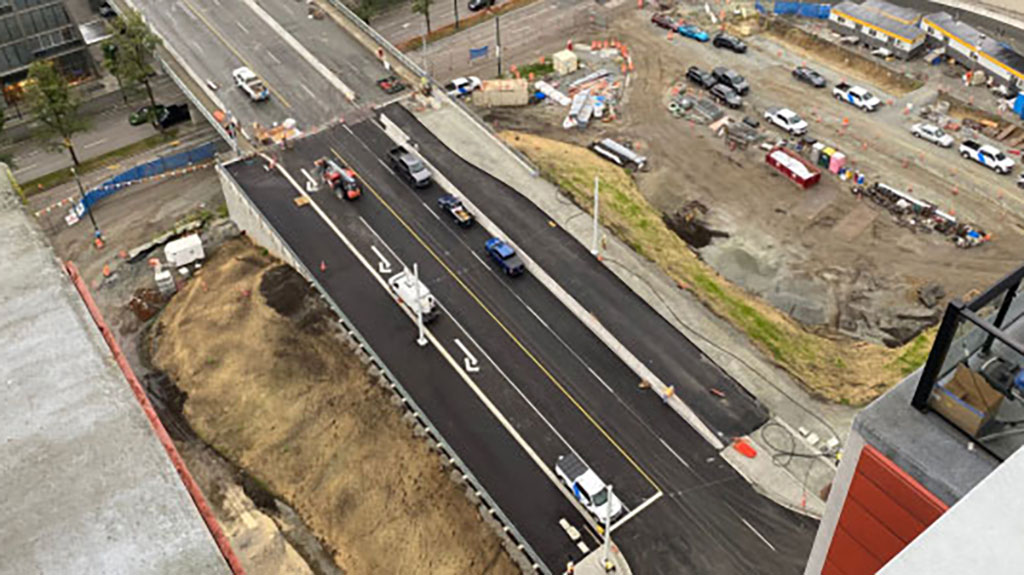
[555,453,624,522]
[712,66,749,95]
[484,237,525,276]
[98,1,116,18]
[685,65,717,90]
[445,76,482,98]
[712,33,747,53]
[155,104,190,129]
[129,104,165,126]
[833,82,880,112]
[764,107,808,136]
[677,24,709,42]
[710,84,742,109]
[960,140,1014,174]
[651,12,675,30]
[792,65,826,88]
[468,0,494,10]
[910,123,954,148]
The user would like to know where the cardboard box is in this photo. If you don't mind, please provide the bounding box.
[930,364,1004,437]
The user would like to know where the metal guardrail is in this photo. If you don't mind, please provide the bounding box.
[220,163,551,575]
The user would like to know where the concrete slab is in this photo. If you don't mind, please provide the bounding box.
[0,176,229,575]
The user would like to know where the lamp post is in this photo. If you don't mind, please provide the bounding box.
[591,175,600,256]
[414,263,427,347]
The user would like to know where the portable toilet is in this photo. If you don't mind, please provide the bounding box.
[553,49,578,76]
[164,234,205,268]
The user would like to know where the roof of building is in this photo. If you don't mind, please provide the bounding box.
[924,12,1024,76]
[0,179,230,574]
[834,0,925,43]
[878,440,1024,575]
[853,280,1024,505]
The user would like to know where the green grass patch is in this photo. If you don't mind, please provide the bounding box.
[504,130,935,404]
[506,60,555,79]
[20,129,179,197]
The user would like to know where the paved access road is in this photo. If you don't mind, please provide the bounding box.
[131,0,389,131]
[227,118,817,573]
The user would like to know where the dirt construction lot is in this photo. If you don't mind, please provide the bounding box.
[152,238,517,575]
[483,8,1024,402]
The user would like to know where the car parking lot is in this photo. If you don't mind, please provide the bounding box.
[480,7,1024,347]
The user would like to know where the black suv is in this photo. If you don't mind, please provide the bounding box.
[710,84,742,109]
[685,66,717,90]
[712,66,749,95]
[712,33,747,53]
[792,65,826,88]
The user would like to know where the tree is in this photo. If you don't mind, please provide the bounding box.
[106,9,163,127]
[353,0,378,24]
[100,41,129,105]
[26,60,86,167]
[412,0,432,35]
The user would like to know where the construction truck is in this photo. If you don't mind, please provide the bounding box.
[315,157,361,200]
[388,269,439,322]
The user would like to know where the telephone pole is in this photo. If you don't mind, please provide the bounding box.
[495,14,502,77]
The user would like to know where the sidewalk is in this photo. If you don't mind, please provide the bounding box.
[410,98,854,517]
[570,543,632,575]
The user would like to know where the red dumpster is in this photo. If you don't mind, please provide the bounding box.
[765,146,821,189]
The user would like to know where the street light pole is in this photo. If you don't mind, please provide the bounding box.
[71,166,100,239]
[591,175,600,256]
[414,263,427,347]
[453,0,459,30]
[495,14,502,77]
[602,484,614,570]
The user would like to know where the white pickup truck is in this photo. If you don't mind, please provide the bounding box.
[833,82,880,112]
[388,269,439,322]
[232,66,270,102]
[764,107,809,136]
[959,140,1015,175]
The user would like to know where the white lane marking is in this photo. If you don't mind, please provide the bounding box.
[741,518,778,553]
[300,82,317,100]
[610,491,662,533]
[82,138,108,150]
[375,157,396,176]
[273,160,578,514]
[471,251,488,268]
[421,201,443,222]
[236,21,249,34]
[267,51,281,64]
[356,214,588,465]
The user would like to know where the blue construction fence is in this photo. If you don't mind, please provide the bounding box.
[756,1,831,19]
[82,141,218,210]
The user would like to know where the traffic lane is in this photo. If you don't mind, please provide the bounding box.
[226,157,582,569]
[384,104,769,437]
[298,129,658,509]
[373,0,508,46]
[133,0,287,128]
[291,124,817,574]
[183,0,354,124]
[254,0,394,106]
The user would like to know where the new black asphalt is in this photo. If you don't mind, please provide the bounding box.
[384,104,768,439]
[226,118,818,573]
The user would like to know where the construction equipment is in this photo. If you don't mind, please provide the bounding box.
[314,157,361,200]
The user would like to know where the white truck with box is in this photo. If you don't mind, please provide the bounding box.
[388,269,439,322]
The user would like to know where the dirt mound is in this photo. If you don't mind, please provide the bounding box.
[153,238,518,575]
[259,264,308,316]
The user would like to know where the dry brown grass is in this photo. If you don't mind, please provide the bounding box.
[502,131,933,405]
[153,238,517,575]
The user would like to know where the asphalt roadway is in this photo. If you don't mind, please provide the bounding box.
[226,118,817,573]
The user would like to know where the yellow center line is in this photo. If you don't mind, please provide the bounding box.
[330,146,662,494]
[179,0,293,109]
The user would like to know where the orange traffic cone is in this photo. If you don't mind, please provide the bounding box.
[320,260,327,272]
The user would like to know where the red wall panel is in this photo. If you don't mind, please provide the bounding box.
[823,444,949,575]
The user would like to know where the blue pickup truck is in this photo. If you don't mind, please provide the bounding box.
[484,238,525,276]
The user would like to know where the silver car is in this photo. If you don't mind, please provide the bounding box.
[910,123,954,148]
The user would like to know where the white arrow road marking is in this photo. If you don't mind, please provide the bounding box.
[453,338,480,373]
[370,245,393,274]
[300,168,319,193]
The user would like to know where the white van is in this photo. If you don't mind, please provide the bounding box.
[388,269,439,323]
